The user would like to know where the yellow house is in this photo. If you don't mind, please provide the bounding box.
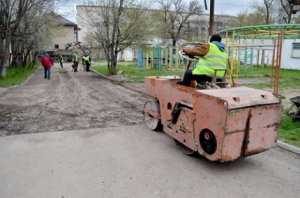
[46,12,80,50]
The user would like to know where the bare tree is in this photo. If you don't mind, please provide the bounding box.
[157,0,202,47]
[0,0,54,75]
[250,0,274,25]
[263,0,274,24]
[79,0,148,75]
[280,0,294,23]
[235,10,266,26]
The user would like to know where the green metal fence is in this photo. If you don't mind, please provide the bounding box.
[136,46,188,69]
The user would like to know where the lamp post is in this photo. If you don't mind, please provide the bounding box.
[208,0,215,36]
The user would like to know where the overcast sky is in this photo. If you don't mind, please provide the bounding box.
[56,0,264,22]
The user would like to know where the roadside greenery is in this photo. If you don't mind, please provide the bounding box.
[94,63,300,89]
[239,65,300,89]
[279,115,300,147]
[0,64,38,87]
[94,62,184,82]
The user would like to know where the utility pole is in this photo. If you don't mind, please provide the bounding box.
[208,0,215,36]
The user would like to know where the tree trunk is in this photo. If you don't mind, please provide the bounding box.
[106,50,118,75]
[172,38,176,47]
[23,49,32,66]
[110,51,118,75]
[266,8,270,24]
[0,38,10,77]
[287,12,292,23]
[111,56,117,75]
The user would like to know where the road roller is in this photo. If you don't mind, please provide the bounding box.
[144,76,281,162]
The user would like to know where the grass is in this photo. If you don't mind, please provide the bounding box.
[95,63,300,88]
[93,62,184,83]
[239,65,272,78]
[279,115,300,148]
[0,64,38,87]
[239,65,300,89]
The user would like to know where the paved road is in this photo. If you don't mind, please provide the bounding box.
[0,64,146,136]
[0,63,299,198]
[0,125,299,198]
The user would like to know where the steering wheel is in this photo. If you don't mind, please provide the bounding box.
[178,50,199,62]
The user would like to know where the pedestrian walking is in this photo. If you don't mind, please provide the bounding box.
[39,53,54,80]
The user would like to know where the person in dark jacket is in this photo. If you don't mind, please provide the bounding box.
[39,53,54,80]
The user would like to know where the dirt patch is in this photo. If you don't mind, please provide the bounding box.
[0,88,7,95]
[0,64,147,136]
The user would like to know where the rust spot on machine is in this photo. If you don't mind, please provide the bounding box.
[143,76,281,162]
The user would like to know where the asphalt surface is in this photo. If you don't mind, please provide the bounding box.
[0,63,146,136]
[0,63,299,198]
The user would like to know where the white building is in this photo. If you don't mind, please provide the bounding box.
[281,39,300,69]
[231,39,300,70]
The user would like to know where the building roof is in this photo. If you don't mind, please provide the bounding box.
[48,12,78,28]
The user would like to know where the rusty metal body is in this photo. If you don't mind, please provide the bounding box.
[144,76,281,162]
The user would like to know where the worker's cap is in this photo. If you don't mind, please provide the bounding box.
[210,34,222,42]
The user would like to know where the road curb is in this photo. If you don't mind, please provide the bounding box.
[277,140,300,155]
[91,68,123,83]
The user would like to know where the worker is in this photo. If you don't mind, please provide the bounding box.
[180,34,228,86]
[82,54,91,72]
[72,53,79,72]
[58,54,64,69]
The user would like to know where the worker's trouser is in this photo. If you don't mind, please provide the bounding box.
[85,63,90,72]
[44,68,51,80]
[73,62,78,72]
[59,60,63,69]
[181,70,212,86]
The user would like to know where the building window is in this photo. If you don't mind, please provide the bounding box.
[292,43,300,58]
[54,44,59,49]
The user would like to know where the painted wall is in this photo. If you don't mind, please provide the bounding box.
[48,26,76,50]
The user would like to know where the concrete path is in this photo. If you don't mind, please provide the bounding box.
[0,125,299,198]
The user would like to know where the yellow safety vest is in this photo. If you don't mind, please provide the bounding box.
[83,56,91,64]
[192,43,228,78]
[73,54,78,62]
